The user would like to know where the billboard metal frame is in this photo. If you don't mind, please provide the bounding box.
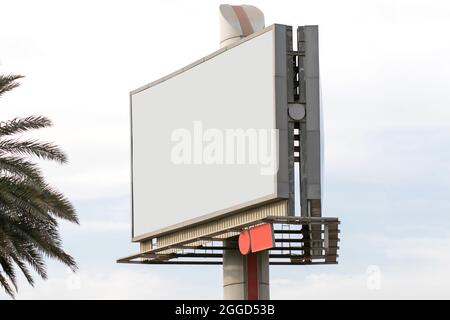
[129,24,292,242]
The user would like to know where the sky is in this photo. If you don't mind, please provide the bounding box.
[1,0,450,299]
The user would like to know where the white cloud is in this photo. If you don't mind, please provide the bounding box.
[0,265,223,300]
[63,220,129,232]
[272,268,450,300]
[376,236,450,265]
[9,269,177,300]
[272,233,450,299]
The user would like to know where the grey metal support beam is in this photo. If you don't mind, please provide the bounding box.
[299,120,308,217]
[298,26,322,257]
[297,25,322,218]
[274,24,290,203]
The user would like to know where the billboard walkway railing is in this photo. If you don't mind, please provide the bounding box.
[117,215,340,265]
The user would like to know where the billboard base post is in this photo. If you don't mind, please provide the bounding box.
[223,238,270,300]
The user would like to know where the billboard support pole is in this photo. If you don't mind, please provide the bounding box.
[223,238,270,300]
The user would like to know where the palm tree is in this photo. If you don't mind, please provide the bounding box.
[0,74,78,298]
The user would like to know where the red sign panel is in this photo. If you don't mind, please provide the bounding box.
[249,223,275,253]
[238,229,251,255]
[238,223,274,255]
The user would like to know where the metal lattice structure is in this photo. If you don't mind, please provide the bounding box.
[117,216,339,265]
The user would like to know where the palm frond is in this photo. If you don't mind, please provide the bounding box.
[0,74,24,98]
[0,231,36,286]
[0,272,15,297]
[0,139,67,163]
[0,155,46,186]
[0,176,78,223]
[36,183,78,223]
[0,222,48,280]
[10,253,34,286]
[0,178,55,222]
[0,116,52,136]
[10,217,78,271]
[0,257,17,291]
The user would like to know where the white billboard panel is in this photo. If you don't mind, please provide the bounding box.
[131,25,289,241]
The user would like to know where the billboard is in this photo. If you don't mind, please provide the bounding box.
[130,25,289,241]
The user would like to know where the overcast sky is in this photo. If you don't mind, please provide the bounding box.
[1,0,450,299]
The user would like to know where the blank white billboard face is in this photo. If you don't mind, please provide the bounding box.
[131,25,288,240]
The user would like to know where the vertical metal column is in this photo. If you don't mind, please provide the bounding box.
[298,25,322,217]
[298,26,323,256]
